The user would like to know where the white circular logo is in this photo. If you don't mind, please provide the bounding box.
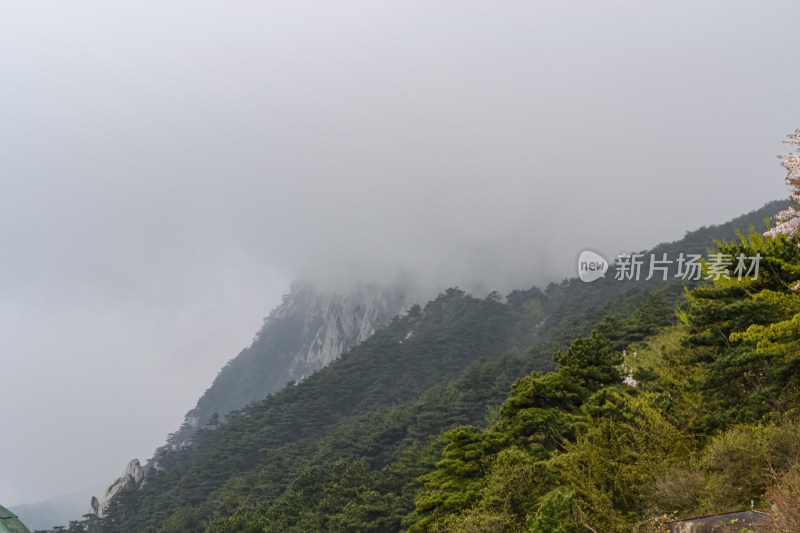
[578,250,609,282]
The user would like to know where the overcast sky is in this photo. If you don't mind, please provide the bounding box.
[1,1,799,507]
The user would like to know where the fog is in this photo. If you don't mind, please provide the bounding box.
[1,1,798,507]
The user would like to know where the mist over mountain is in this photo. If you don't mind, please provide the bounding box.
[158,198,787,456]
[2,0,800,512]
[160,278,422,452]
[8,195,790,532]
[30,198,792,533]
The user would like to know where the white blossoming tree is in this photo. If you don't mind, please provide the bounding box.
[765,129,800,238]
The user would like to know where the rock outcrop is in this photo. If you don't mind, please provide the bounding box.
[93,459,144,517]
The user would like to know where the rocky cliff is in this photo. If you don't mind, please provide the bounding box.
[93,459,144,517]
[157,279,419,451]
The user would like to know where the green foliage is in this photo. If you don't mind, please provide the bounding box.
[549,389,686,532]
[526,489,583,533]
[677,233,800,426]
[411,331,629,531]
[700,418,800,512]
[411,428,505,531]
[409,229,800,532]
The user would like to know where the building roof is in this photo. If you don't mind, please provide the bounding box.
[0,505,32,533]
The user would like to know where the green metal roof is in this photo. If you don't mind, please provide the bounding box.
[0,505,32,533]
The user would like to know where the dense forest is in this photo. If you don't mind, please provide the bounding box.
[37,189,799,532]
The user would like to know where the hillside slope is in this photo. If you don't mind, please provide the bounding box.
[44,200,789,533]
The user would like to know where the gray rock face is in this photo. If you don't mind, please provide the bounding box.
[157,279,420,452]
[94,459,144,517]
[279,281,417,379]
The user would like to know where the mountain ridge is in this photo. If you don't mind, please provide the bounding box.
[32,199,789,532]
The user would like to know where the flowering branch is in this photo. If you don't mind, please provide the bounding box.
[765,129,800,238]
